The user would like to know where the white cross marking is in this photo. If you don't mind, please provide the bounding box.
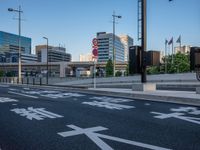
[58,125,171,150]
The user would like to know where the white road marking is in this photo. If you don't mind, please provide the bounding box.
[145,103,151,106]
[82,101,135,110]
[171,107,200,115]
[0,85,9,87]
[151,112,200,125]
[90,96,132,103]
[0,97,18,103]
[12,104,17,106]
[11,107,63,120]
[8,91,38,99]
[58,124,171,150]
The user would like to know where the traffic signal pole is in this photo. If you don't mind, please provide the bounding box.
[141,0,147,83]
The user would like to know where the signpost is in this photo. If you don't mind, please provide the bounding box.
[92,38,98,88]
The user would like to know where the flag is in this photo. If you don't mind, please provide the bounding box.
[176,35,181,43]
[165,39,168,45]
[168,37,173,45]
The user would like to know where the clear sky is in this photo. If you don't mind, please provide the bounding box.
[0,0,199,60]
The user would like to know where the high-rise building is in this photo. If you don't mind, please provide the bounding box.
[0,31,35,63]
[96,32,125,63]
[174,45,190,54]
[0,31,31,54]
[119,35,133,62]
[79,53,93,62]
[36,45,71,62]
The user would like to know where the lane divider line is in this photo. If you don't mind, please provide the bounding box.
[8,91,38,99]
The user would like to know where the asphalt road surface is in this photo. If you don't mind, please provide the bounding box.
[0,84,200,150]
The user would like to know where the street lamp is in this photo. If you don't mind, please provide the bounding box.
[43,37,49,85]
[112,11,122,77]
[8,6,23,83]
[139,0,173,83]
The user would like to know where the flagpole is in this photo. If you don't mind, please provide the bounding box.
[165,39,167,74]
[180,35,181,53]
[172,37,174,64]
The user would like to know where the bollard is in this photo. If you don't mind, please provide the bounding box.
[27,78,29,85]
[33,78,35,85]
[40,78,42,86]
[22,78,23,84]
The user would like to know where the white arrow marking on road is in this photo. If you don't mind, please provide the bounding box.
[58,125,171,150]
[8,91,38,99]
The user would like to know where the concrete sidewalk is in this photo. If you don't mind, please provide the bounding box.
[88,88,200,106]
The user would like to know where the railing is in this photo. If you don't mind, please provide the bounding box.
[196,65,200,81]
[0,77,47,85]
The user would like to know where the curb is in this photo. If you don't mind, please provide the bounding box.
[3,83,200,107]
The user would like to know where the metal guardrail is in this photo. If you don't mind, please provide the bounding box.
[0,77,46,85]
[196,66,200,81]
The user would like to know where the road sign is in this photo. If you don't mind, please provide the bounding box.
[92,48,98,57]
[92,38,98,46]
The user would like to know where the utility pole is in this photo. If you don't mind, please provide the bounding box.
[8,6,23,83]
[141,0,147,83]
[112,11,122,77]
[43,37,49,85]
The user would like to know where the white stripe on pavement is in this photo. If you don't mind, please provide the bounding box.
[8,91,38,99]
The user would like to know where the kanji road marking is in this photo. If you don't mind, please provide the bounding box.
[151,112,200,125]
[11,107,63,120]
[58,124,171,150]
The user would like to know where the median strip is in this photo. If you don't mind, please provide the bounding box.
[8,91,38,99]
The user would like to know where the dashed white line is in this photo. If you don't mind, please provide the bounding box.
[8,91,38,99]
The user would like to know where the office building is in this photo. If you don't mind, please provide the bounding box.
[36,45,71,62]
[119,35,133,62]
[0,31,31,54]
[174,45,190,54]
[0,31,34,63]
[146,50,160,66]
[129,46,141,75]
[96,32,125,63]
[79,53,93,62]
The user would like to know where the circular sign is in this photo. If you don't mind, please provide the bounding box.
[92,38,98,46]
[92,48,98,57]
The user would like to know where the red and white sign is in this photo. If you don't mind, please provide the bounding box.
[92,38,98,58]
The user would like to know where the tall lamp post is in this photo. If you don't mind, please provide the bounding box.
[43,37,49,85]
[112,11,122,77]
[140,0,173,83]
[8,6,23,83]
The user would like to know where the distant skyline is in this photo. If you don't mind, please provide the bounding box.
[0,0,199,61]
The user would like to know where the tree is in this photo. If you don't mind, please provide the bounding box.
[163,52,190,73]
[0,70,4,77]
[115,70,122,77]
[105,59,113,77]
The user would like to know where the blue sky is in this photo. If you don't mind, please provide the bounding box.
[0,0,199,60]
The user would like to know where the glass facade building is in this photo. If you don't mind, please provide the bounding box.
[0,31,32,63]
[96,32,133,63]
